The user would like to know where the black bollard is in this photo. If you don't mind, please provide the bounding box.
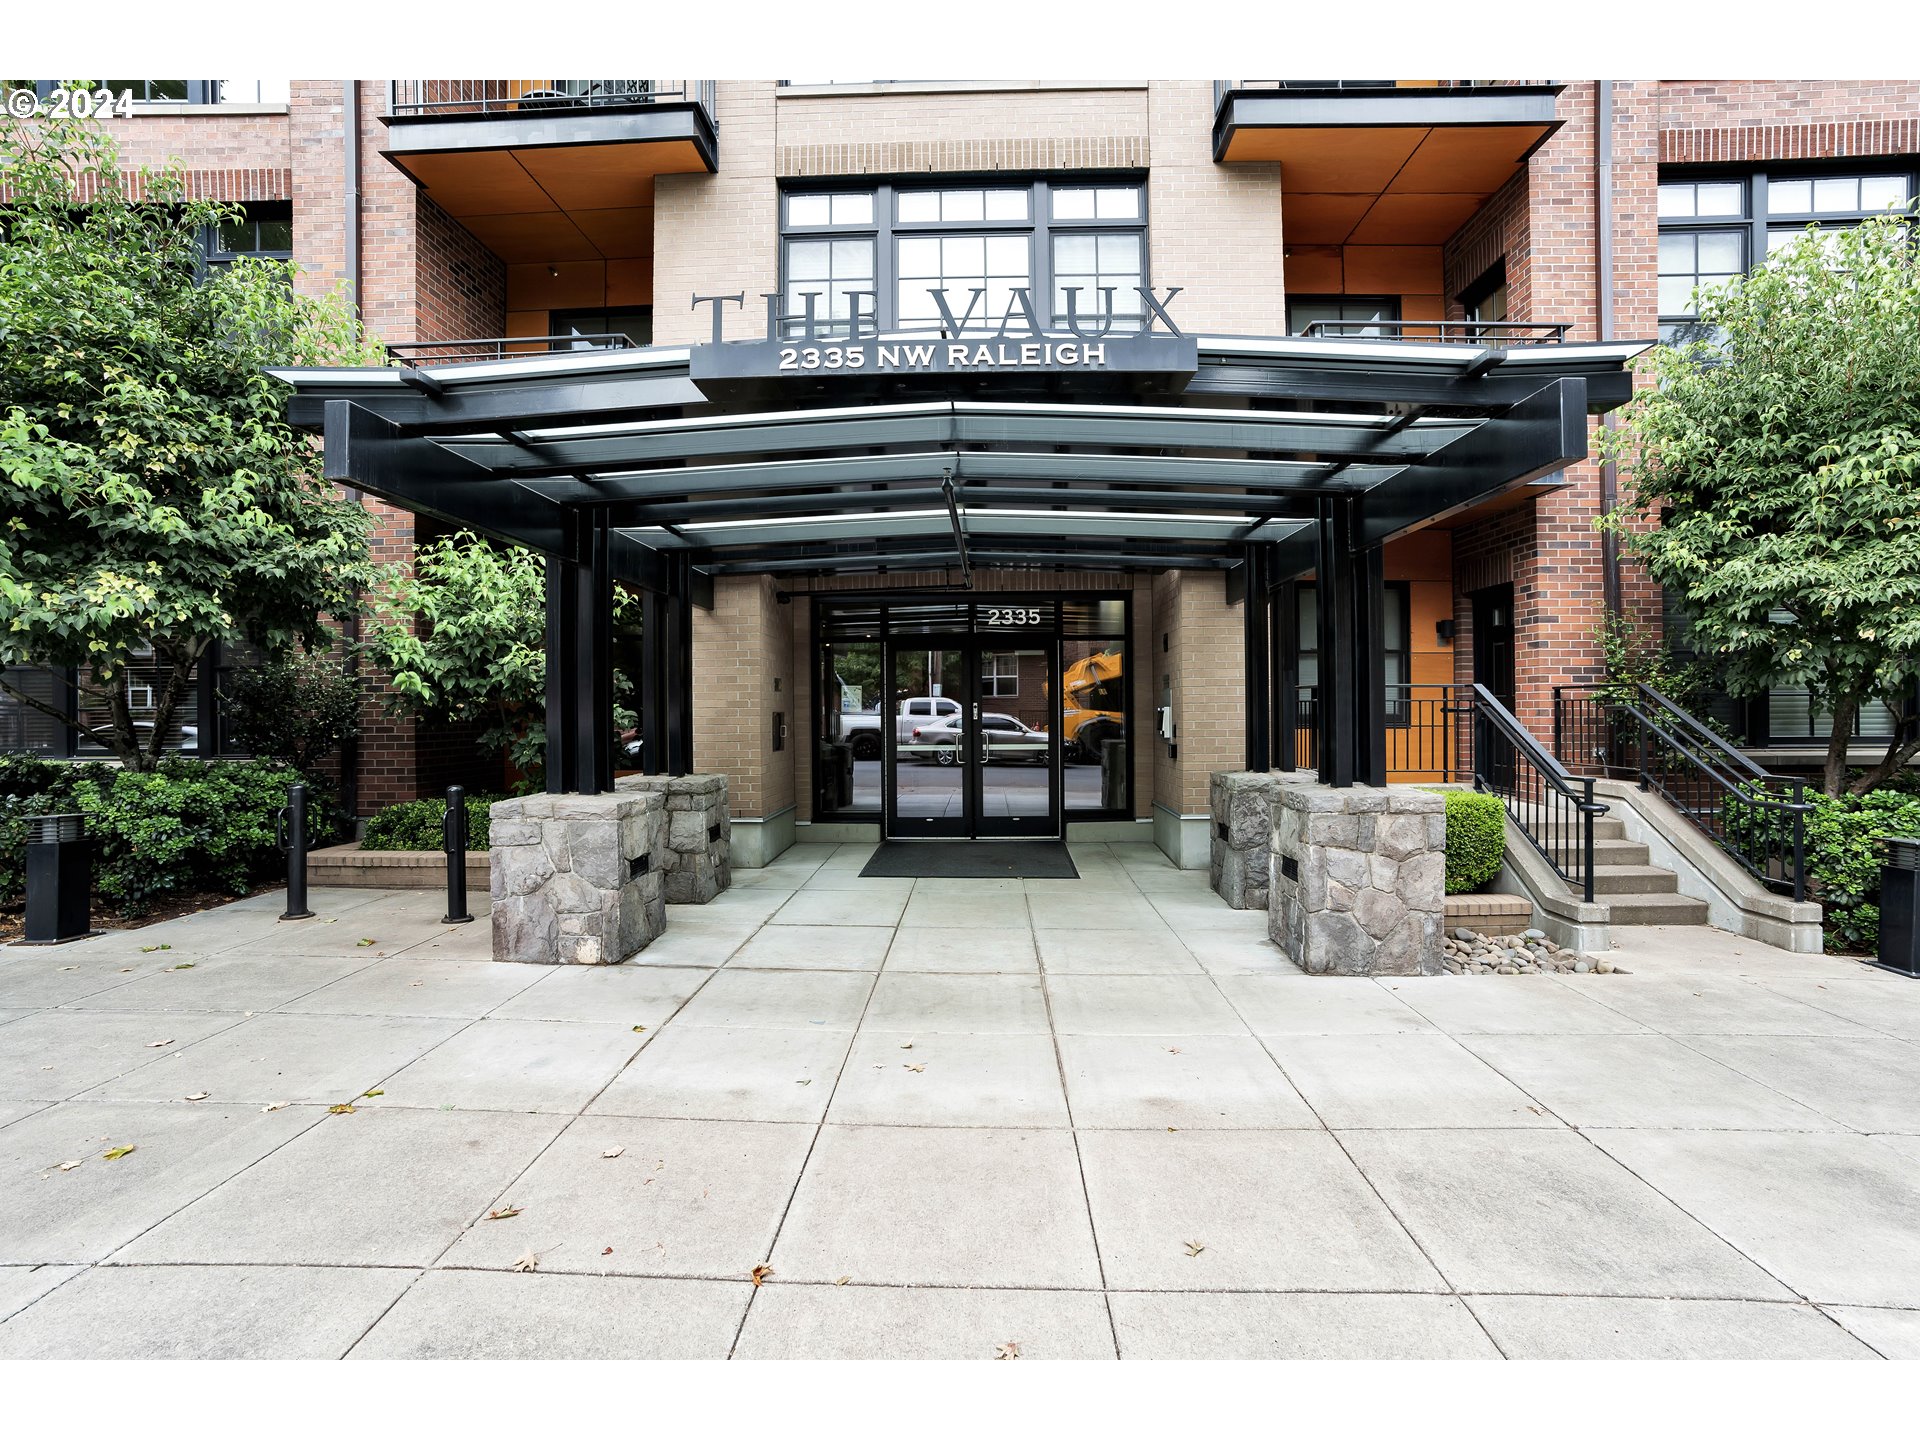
[23,813,91,943]
[277,783,314,920]
[442,785,474,925]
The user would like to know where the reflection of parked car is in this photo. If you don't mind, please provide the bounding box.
[906,712,1050,765]
[840,695,961,760]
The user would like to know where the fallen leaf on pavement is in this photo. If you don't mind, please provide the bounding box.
[362,1089,384,1098]
[602,1247,613,1256]
[510,1249,540,1273]
[834,1275,851,1286]
[103,1146,135,1160]
[169,962,195,971]
[996,1341,1021,1360]
[184,1092,210,1102]
[750,1265,774,1286]
[262,1102,288,1112]
[328,1104,356,1115]
[139,944,171,953]
[355,938,376,947]
[57,1161,82,1172]
[899,1042,913,1050]
[485,1205,523,1221]
[1183,1241,1206,1257]
[1167,1047,1181,1055]
[146,1039,173,1048]
[58,965,78,971]
[904,1064,925,1073]
[601,1147,625,1159]
[795,1078,812,1086]
[631,1024,646,1033]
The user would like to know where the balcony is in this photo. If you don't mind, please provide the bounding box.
[1213,80,1563,246]
[381,81,718,264]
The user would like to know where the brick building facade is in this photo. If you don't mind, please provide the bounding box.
[14,78,1918,866]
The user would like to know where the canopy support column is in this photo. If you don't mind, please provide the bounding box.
[1314,498,1387,789]
[545,511,614,795]
[1242,544,1271,772]
[640,554,695,777]
[1275,579,1300,773]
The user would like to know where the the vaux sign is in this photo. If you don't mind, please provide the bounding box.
[687,286,1198,383]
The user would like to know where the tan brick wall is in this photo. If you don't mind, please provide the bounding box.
[1657,81,1920,162]
[92,104,291,201]
[653,81,778,345]
[692,574,793,818]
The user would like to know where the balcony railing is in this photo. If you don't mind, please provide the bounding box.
[384,333,642,367]
[1281,684,1468,783]
[388,80,716,122]
[1214,79,1555,111]
[1297,320,1571,346]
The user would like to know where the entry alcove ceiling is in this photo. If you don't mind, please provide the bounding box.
[269,332,1645,586]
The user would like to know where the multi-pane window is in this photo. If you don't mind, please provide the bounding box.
[1292,584,1411,713]
[981,652,1020,698]
[778,178,1148,337]
[1657,231,1745,320]
[552,307,653,349]
[201,204,293,271]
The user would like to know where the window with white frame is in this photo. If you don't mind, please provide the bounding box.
[981,652,1020,698]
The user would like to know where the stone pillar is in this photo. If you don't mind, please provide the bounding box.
[488,792,667,965]
[613,774,731,904]
[1209,771,1284,910]
[1269,783,1445,976]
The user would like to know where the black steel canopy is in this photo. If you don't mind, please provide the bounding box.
[270,332,1647,794]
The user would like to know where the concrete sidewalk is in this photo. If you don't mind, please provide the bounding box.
[2,841,1918,1359]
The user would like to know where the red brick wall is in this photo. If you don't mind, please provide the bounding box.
[1657,81,1920,162]
[416,194,506,342]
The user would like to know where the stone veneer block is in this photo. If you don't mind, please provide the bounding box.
[1208,771,1286,910]
[1268,783,1445,977]
[489,792,667,965]
[612,774,732,904]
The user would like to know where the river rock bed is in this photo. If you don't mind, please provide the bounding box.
[1442,926,1625,976]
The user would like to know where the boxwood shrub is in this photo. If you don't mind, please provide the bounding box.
[361,793,500,853]
[0,756,335,914]
[1439,789,1507,895]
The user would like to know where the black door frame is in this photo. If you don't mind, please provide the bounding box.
[882,633,1063,841]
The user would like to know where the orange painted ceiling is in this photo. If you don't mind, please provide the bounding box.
[1225,123,1554,245]
[389,139,707,263]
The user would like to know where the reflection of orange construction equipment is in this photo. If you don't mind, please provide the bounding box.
[1059,646,1125,763]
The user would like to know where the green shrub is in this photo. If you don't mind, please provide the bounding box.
[1438,790,1506,895]
[220,652,362,770]
[361,794,499,853]
[1798,790,1920,953]
[0,758,336,913]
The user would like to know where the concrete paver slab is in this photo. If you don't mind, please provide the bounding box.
[671,969,874,1030]
[1558,975,1882,1036]
[1822,1305,1920,1359]
[1078,1129,1444,1293]
[1681,1035,1920,1135]
[1591,1129,1920,1308]
[1109,1292,1500,1360]
[437,1115,815,1280]
[0,1263,415,1359]
[1058,1034,1317,1129]
[1749,976,1920,1043]
[60,952,374,1015]
[733,1283,1116,1359]
[368,1018,647,1114]
[589,1024,852,1123]
[1044,977,1250,1036]
[623,917,757,967]
[771,890,907,928]
[1465,1294,1876,1360]
[0,1265,83,1322]
[278,957,547,1018]
[0,955,170,1010]
[884,927,1039,973]
[863,973,1049,1035]
[1271,1033,1558,1129]
[0,1009,243,1102]
[1340,1128,1791,1299]
[1387,975,1654,1034]
[770,1125,1102,1288]
[115,1107,565,1268]
[1181,933,1307,975]
[0,1100,321,1263]
[1462,1033,1842,1131]
[899,891,1030,929]
[1034,928,1204,976]
[350,1270,751,1359]
[89,1012,465,1106]
[1215,976,1438,1035]
[827,1031,1069,1128]
[486,964,709,1026]
[727,925,893,971]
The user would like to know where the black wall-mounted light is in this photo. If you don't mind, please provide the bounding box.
[1435,619,1456,644]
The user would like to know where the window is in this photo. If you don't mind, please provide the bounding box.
[1460,261,1509,331]
[201,203,293,272]
[981,652,1020,698]
[551,307,653,349]
[102,80,192,101]
[1288,296,1400,337]
[1658,230,1745,320]
[778,178,1147,336]
[1294,583,1411,719]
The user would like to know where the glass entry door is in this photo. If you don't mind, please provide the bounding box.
[885,638,1060,839]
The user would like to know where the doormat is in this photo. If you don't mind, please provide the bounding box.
[859,840,1079,880]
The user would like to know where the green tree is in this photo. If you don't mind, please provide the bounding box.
[0,96,381,770]
[1600,209,1920,796]
[219,649,362,770]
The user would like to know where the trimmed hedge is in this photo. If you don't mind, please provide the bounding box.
[1804,790,1920,954]
[0,755,335,915]
[360,793,501,853]
[1439,790,1507,895]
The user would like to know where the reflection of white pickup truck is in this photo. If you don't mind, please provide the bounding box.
[837,696,962,759]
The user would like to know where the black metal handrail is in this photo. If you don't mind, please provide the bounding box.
[384,333,641,367]
[1282,683,1468,781]
[1471,683,1605,901]
[1299,320,1571,345]
[388,80,715,121]
[1554,682,1811,900]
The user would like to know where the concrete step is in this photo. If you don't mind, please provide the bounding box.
[1590,837,1652,867]
[1590,817,1628,841]
[1602,891,1712,925]
[1587,864,1680,895]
